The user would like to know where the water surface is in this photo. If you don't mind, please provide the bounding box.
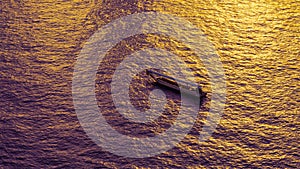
[1,0,299,168]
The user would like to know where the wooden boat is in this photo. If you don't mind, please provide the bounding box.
[146,70,205,97]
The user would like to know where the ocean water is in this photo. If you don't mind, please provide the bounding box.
[1,0,299,168]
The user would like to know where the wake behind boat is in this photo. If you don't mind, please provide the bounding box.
[146,70,205,97]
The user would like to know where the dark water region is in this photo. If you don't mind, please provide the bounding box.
[1,0,299,168]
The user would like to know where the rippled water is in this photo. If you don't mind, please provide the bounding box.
[1,0,299,168]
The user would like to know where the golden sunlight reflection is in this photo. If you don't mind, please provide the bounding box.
[0,0,298,168]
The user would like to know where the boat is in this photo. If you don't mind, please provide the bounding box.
[146,70,205,97]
